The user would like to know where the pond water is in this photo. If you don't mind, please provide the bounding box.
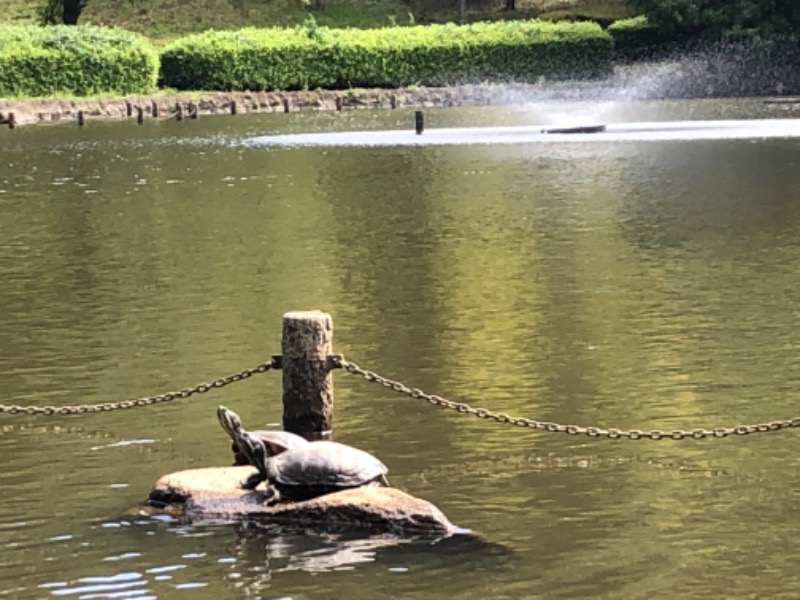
[2,96,800,599]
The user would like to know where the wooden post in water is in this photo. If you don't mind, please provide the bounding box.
[151,100,159,118]
[176,103,184,121]
[415,110,424,135]
[77,110,85,126]
[280,310,334,440]
[7,112,15,129]
[283,98,290,113]
[136,105,144,124]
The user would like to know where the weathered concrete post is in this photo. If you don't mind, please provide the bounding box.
[281,310,334,439]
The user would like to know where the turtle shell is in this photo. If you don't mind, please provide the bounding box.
[266,440,387,489]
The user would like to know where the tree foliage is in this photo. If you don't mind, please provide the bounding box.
[627,0,800,36]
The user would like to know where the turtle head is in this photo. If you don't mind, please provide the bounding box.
[217,405,243,441]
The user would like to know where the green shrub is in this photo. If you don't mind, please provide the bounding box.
[160,20,613,91]
[608,15,653,46]
[0,25,159,97]
[608,15,685,59]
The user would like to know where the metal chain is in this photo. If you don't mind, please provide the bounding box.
[333,356,800,440]
[0,359,276,416]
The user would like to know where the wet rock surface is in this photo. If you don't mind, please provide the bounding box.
[149,466,460,536]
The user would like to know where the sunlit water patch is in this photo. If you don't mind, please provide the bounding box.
[249,118,800,147]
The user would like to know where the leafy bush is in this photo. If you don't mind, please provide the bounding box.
[0,25,159,97]
[608,14,696,60]
[160,19,613,91]
[609,15,657,55]
[607,15,649,37]
[627,0,800,37]
[609,13,800,65]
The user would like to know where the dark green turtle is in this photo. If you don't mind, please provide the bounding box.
[216,405,389,503]
[217,404,309,470]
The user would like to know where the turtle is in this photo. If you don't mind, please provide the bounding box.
[216,405,389,503]
[217,404,309,469]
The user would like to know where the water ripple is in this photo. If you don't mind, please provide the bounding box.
[49,572,146,597]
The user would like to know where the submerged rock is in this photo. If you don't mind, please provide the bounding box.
[148,467,459,536]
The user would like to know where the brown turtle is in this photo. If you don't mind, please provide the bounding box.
[217,405,389,503]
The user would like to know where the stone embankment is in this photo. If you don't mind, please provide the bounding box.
[0,77,653,128]
[0,86,499,127]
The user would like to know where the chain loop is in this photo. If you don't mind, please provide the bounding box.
[332,356,800,441]
[0,359,276,416]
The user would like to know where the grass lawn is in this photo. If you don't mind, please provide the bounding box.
[1,0,634,40]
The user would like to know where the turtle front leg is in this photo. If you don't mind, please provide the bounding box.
[240,470,266,490]
[262,485,281,505]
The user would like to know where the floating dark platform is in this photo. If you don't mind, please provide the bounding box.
[148,466,460,536]
[541,124,607,134]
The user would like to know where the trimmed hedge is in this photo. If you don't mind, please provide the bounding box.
[160,20,614,91]
[0,25,159,97]
[608,16,654,51]
[607,15,688,60]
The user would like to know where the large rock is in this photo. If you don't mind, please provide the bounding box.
[148,467,460,536]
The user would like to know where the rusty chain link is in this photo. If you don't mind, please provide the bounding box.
[0,359,276,416]
[333,356,800,440]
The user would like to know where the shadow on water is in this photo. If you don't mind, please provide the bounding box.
[224,520,510,573]
[206,521,516,599]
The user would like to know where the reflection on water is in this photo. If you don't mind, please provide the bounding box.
[30,517,506,599]
[2,98,800,598]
